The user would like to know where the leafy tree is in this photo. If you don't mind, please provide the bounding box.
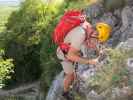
[3,0,47,85]
[0,49,14,88]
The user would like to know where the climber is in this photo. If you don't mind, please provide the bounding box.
[53,10,112,98]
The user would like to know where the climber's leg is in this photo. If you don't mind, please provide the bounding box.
[61,61,75,92]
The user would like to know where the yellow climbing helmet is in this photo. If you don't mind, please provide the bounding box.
[96,22,112,42]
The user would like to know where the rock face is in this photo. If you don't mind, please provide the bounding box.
[86,1,133,47]
[46,72,64,100]
[46,1,133,100]
[117,38,133,49]
[103,0,126,11]
[0,81,44,100]
[108,6,133,45]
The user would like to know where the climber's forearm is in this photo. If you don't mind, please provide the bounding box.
[66,47,97,64]
[66,54,88,64]
[66,53,97,65]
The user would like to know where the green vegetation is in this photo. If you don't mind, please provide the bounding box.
[0,6,18,32]
[0,49,14,88]
[0,6,17,88]
[88,49,133,93]
[0,0,132,99]
[0,0,93,89]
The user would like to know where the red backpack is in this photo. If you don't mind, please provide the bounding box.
[52,10,96,53]
[52,10,84,46]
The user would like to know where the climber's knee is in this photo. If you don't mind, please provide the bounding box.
[64,72,74,92]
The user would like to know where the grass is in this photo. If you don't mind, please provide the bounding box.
[0,6,18,32]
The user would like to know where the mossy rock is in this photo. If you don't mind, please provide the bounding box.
[103,0,126,12]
